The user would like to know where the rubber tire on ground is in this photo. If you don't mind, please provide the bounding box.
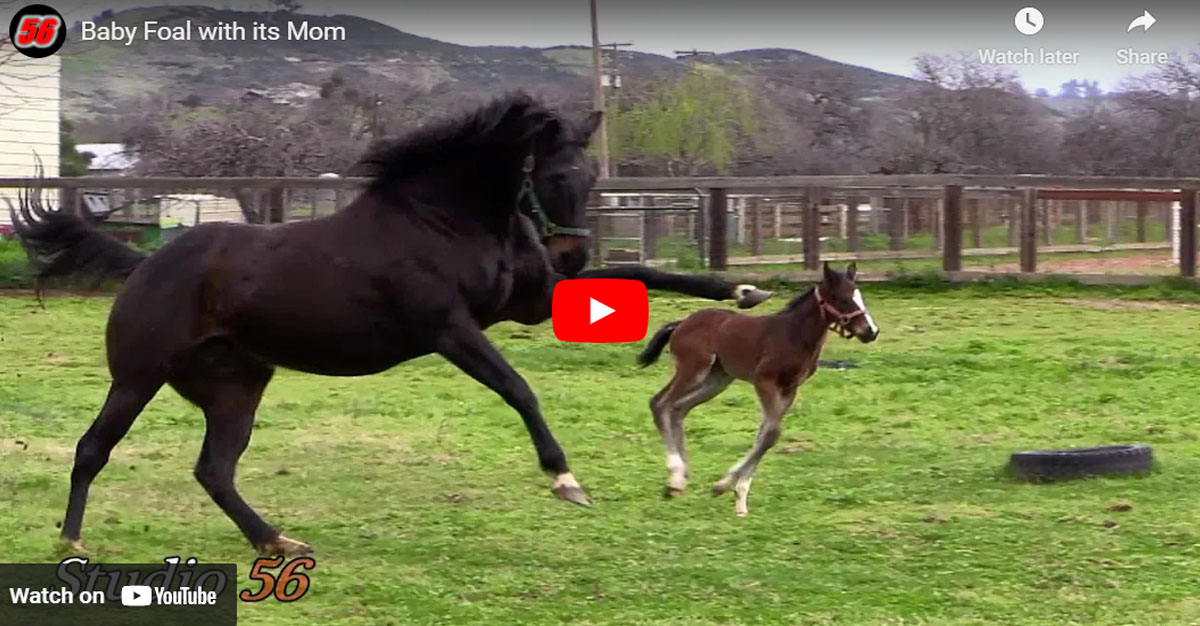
[1008,444,1154,481]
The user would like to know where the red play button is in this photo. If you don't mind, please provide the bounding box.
[552,279,648,343]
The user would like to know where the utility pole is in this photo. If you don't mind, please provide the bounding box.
[600,41,632,176]
[589,0,610,178]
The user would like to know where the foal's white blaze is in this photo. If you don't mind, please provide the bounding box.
[851,289,879,334]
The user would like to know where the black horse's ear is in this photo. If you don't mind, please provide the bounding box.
[581,111,603,141]
[846,261,857,281]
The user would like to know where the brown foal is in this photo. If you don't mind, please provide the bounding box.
[637,262,879,516]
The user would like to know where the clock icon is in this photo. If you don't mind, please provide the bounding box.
[1015,7,1044,35]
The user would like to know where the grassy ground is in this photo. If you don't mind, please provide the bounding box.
[3,284,1200,624]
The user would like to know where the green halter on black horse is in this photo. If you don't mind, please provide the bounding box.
[10,92,772,556]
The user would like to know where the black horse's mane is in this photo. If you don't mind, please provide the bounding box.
[355,91,554,193]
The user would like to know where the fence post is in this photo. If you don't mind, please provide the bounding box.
[1042,199,1053,245]
[968,197,983,248]
[642,207,658,260]
[1136,201,1148,243]
[847,197,861,252]
[587,191,603,263]
[1104,201,1117,245]
[707,188,728,271]
[1021,188,1038,273]
[943,186,963,271]
[1074,200,1087,243]
[748,196,761,256]
[1181,189,1197,277]
[886,196,903,251]
[932,198,943,250]
[803,187,822,270]
[61,187,79,216]
[1007,197,1020,247]
[266,186,285,224]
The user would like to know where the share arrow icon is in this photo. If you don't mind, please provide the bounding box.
[1127,10,1155,32]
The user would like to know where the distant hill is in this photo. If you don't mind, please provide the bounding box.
[62,5,925,138]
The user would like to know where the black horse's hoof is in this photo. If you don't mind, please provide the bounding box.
[735,286,773,309]
[256,535,314,556]
[552,484,593,506]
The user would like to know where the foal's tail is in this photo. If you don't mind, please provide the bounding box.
[8,180,147,296]
[637,321,680,367]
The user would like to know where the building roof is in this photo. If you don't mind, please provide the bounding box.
[76,143,137,171]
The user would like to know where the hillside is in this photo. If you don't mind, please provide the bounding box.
[62,5,923,138]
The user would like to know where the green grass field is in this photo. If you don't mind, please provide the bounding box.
[4,283,1200,625]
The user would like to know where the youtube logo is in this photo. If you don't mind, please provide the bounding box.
[552,279,648,343]
[121,585,152,607]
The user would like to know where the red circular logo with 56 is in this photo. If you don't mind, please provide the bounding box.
[9,4,66,58]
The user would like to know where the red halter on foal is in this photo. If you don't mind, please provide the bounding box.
[813,286,865,338]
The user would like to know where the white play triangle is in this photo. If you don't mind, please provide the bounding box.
[589,297,615,324]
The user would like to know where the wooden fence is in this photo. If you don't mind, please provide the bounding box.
[1,174,1198,278]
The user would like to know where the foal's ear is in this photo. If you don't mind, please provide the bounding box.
[581,110,603,141]
[846,261,857,281]
[823,261,837,284]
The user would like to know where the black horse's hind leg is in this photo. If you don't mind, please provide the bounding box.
[435,321,590,505]
[62,380,163,549]
[170,341,306,555]
[575,267,773,309]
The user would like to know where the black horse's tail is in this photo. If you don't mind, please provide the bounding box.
[8,184,147,291]
[637,321,680,367]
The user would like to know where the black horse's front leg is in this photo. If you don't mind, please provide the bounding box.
[575,267,772,309]
[435,320,590,505]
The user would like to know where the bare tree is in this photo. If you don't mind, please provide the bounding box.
[125,100,361,222]
[875,53,1060,174]
[1111,48,1200,176]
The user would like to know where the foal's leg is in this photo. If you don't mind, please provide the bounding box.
[436,321,588,505]
[651,358,731,497]
[61,379,163,550]
[712,379,796,517]
[170,344,304,554]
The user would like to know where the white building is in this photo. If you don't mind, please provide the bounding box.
[0,52,60,225]
[76,143,137,175]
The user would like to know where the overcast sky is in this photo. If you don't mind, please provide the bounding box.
[42,0,1200,92]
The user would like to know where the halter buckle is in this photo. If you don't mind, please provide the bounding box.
[814,286,864,338]
[515,154,591,239]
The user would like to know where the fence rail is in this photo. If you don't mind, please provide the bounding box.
[1,175,1197,279]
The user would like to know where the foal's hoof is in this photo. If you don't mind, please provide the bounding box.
[256,535,313,556]
[734,285,773,309]
[711,477,734,495]
[663,485,685,499]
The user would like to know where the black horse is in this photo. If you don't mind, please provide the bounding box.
[11,93,771,555]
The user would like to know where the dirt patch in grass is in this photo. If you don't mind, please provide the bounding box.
[993,253,1176,275]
